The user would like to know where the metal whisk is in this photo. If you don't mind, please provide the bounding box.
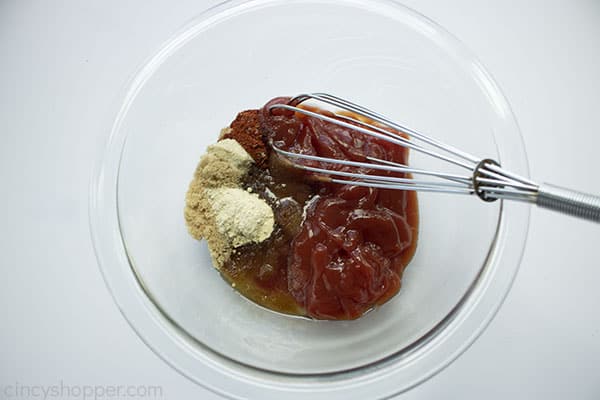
[269,93,600,223]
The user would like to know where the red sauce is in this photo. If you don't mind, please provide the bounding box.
[257,97,419,319]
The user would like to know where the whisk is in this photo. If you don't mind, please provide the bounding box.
[269,93,600,223]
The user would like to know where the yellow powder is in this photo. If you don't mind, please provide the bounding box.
[196,138,253,188]
[205,188,274,248]
[184,137,274,268]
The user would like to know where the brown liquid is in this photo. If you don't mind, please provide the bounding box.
[218,98,419,320]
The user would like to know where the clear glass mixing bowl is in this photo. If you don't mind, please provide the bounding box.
[89,0,530,398]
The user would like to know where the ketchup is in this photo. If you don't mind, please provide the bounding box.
[259,97,418,319]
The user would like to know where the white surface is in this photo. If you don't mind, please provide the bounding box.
[0,0,599,399]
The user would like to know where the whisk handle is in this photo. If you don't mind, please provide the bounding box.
[537,183,600,223]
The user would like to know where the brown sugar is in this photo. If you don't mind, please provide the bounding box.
[184,139,274,268]
[222,110,268,168]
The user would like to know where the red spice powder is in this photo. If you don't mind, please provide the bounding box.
[222,110,268,168]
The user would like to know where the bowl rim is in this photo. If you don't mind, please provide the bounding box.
[89,0,530,398]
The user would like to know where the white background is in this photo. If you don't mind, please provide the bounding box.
[1,0,599,399]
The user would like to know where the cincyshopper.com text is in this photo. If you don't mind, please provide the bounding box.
[1,381,163,399]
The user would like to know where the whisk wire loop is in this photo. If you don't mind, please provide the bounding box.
[267,93,600,223]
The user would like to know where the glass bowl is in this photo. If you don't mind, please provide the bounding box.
[89,0,530,398]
